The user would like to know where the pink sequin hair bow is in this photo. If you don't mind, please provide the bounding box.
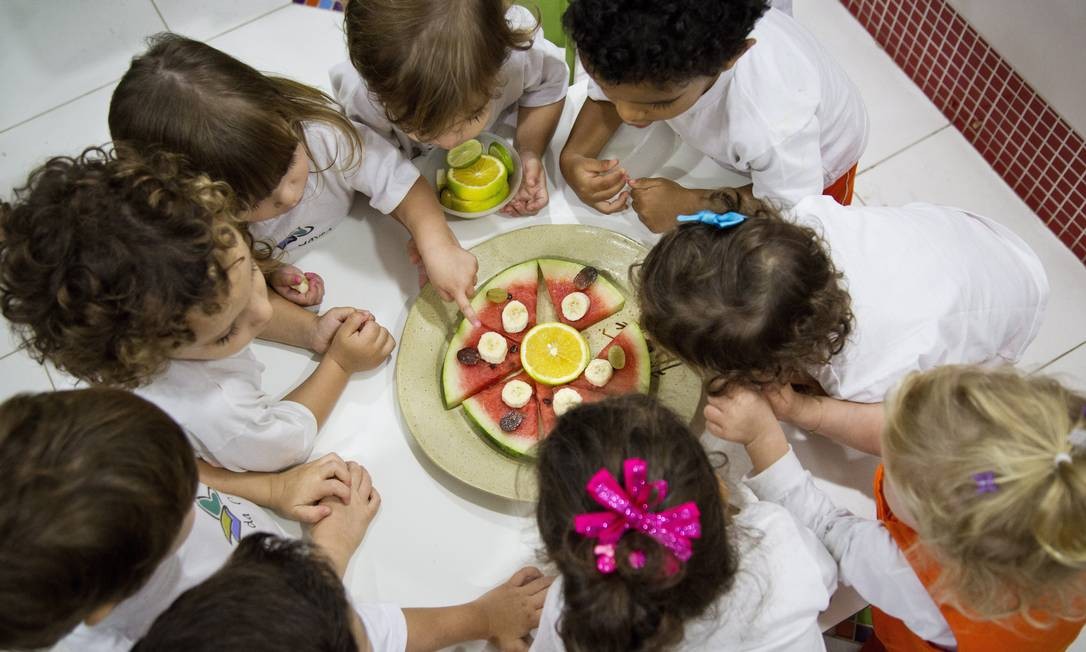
[573,458,701,574]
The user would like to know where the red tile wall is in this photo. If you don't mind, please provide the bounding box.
[839,0,1086,264]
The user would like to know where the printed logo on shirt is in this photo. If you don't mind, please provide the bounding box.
[195,487,256,545]
[277,226,316,251]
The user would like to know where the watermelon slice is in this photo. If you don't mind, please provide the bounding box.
[441,321,522,408]
[571,322,652,396]
[538,259,625,330]
[462,372,541,458]
[537,382,609,437]
[468,260,539,342]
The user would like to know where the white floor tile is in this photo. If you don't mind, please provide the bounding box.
[0,1,163,131]
[0,84,114,198]
[794,0,948,172]
[208,4,348,94]
[855,127,1086,368]
[153,0,289,41]
[0,349,54,402]
[1036,341,1086,394]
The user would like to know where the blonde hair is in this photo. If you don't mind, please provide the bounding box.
[883,365,1086,621]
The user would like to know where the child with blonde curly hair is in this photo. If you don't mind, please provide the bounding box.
[330,0,568,217]
[0,148,393,472]
[709,365,1086,650]
[637,193,1048,455]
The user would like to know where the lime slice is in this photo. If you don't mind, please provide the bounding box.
[440,180,510,213]
[520,323,591,386]
[445,139,483,169]
[446,154,507,200]
[488,141,515,177]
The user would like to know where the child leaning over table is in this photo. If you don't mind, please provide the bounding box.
[0,147,394,472]
[560,0,868,232]
[330,0,569,217]
[707,365,1086,650]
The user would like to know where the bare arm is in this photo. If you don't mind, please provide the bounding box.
[560,98,623,162]
[764,384,886,456]
[515,99,565,160]
[259,291,319,349]
[559,99,629,213]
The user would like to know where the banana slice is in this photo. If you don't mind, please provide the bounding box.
[501,300,529,333]
[553,387,583,416]
[501,379,533,408]
[477,331,508,364]
[561,291,590,322]
[291,276,310,295]
[584,359,613,387]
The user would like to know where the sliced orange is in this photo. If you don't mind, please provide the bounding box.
[520,322,591,386]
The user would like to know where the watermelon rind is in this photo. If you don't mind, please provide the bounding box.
[609,322,651,394]
[462,398,538,459]
[441,318,475,408]
[468,259,539,316]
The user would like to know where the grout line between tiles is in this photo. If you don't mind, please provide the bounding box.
[1032,340,1086,375]
[0,79,120,136]
[857,124,952,176]
[204,3,294,44]
[149,0,169,31]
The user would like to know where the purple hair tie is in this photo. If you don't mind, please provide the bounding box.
[973,471,998,494]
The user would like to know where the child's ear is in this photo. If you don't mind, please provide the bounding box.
[722,39,757,71]
[84,602,117,626]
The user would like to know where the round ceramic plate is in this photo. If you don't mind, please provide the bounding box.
[395,225,703,502]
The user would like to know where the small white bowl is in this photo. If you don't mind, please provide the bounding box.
[418,133,524,219]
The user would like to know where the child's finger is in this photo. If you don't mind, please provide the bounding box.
[587,167,625,193]
[322,478,352,504]
[294,504,332,524]
[590,175,627,202]
[458,293,481,327]
[582,157,620,174]
[337,311,368,336]
[317,452,350,481]
[365,486,382,516]
[594,190,630,214]
[508,566,543,587]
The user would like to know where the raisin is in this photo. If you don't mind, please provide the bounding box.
[573,266,599,290]
[500,411,524,432]
[509,343,519,353]
[489,363,497,370]
[542,398,552,405]
[456,347,480,365]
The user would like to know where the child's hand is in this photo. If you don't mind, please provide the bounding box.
[704,384,782,446]
[629,178,706,233]
[309,307,372,354]
[559,153,629,214]
[326,311,396,373]
[762,383,822,432]
[270,265,325,306]
[417,240,481,327]
[307,462,381,575]
[270,453,353,524]
[474,566,553,652]
[501,151,548,216]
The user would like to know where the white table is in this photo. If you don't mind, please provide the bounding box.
[253,82,872,647]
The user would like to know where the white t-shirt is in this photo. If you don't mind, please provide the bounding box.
[135,346,318,472]
[792,196,1049,402]
[587,7,868,207]
[54,484,407,652]
[745,449,955,648]
[532,501,836,652]
[329,5,569,162]
[248,120,420,261]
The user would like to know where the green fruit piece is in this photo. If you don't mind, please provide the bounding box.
[441,179,510,213]
[447,155,507,200]
[607,346,626,370]
[436,168,447,191]
[445,139,483,169]
[486,288,510,303]
[488,141,515,177]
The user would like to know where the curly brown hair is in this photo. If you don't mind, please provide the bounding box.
[0,146,267,388]
[344,0,536,140]
[536,395,737,652]
[635,191,853,393]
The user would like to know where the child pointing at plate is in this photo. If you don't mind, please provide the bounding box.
[708,365,1086,649]
[330,0,569,217]
[110,34,481,324]
[560,0,868,231]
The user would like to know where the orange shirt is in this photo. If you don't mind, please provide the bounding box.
[871,465,1084,652]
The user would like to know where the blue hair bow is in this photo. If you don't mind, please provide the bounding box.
[676,210,746,229]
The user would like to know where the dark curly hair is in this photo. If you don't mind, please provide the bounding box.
[563,0,769,86]
[0,389,196,650]
[636,191,854,394]
[133,534,357,652]
[536,395,736,652]
[0,146,268,388]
